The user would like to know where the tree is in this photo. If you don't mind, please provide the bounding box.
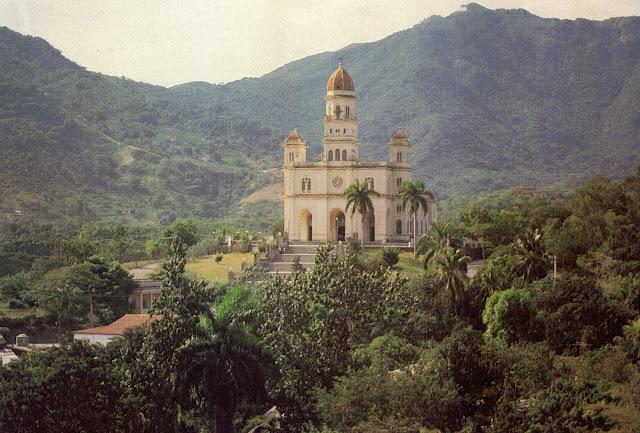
[29,264,99,326]
[514,228,549,284]
[433,246,470,314]
[345,179,379,241]
[482,289,544,345]
[0,341,131,433]
[535,274,630,353]
[399,180,434,254]
[416,222,463,268]
[315,335,464,433]
[259,244,412,428]
[175,292,266,433]
[164,219,199,247]
[85,256,136,323]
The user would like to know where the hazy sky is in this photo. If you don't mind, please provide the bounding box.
[1,1,638,87]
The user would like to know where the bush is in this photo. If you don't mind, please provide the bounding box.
[7,298,28,309]
[215,253,224,264]
[380,247,400,267]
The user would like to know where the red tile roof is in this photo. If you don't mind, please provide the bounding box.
[74,314,156,336]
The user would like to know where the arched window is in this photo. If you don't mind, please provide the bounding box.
[342,149,347,161]
[345,106,350,118]
[396,177,403,189]
[365,177,374,190]
[288,152,294,162]
[328,150,333,161]
[302,177,311,193]
[408,220,413,233]
[330,128,333,134]
[396,204,402,213]
[335,149,341,161]
[396,220,402,235]
[343,128,346,133]
[396,152,403,162]
[335,105,342,118]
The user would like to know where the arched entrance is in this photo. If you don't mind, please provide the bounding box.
[363,210,375,243]
[329,209,346,242]
[300,210,313,241]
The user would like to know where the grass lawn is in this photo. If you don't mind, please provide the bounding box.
[362,250,424,279]
[185,253,254,284]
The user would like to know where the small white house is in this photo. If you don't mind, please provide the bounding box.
[73,314,154,344]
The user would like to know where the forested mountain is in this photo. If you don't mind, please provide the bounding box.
[1,3,639,225]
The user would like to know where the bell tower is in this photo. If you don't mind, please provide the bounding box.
[388,128,410,165]
[323,63,359,162]
[283,129,307,166]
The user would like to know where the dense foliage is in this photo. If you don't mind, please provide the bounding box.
[0,173,639,432]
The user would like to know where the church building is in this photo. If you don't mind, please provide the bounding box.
[283,63,436,244]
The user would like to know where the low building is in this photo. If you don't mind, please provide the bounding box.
[73,314,155,344]
[129,279,162,313]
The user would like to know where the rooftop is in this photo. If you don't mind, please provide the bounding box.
[74,314,156,336]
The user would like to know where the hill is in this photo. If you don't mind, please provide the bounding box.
[1,3,639,228]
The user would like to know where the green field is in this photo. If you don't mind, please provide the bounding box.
[362,250,424,279]
[185,253,254,284]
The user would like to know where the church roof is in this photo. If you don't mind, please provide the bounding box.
[285,129,306,145]
[287,129,301,141]
[327,62,354,92]
[392,128,407,140]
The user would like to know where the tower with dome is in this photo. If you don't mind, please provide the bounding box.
[282,63,436,244]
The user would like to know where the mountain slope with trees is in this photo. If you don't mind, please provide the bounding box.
[1,3,639,226]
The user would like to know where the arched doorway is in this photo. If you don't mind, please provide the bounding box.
[300,210,312,241]
[329,209,346,242]
[363,210,375,243]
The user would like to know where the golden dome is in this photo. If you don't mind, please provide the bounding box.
[327,62,354,92]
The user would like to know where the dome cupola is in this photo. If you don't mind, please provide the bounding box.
[326,62,354,92]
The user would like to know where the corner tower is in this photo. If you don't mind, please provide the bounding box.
[389,128,410,164]
[323,63,358,162]
[283,129,307,165]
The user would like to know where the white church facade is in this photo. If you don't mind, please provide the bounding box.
[282,63,436,244]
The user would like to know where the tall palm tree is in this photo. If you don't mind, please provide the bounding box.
[434,246,471,314]
[515,228,549,283]
[345,179,379,241]
[175,300,265,433]
[399,180,434,254]
[416,222,462,267]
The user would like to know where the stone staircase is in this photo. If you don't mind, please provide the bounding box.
[267,243,319,274]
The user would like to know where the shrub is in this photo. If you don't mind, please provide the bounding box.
[7,298,27,309]
[380,247,401,267]
[215,253,224,264]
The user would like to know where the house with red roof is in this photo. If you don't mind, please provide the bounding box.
[73,314,155,344]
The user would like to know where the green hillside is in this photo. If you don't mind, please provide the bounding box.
[1,3,639,226]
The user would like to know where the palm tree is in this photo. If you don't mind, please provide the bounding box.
[514,228,549,284]
[399,180,434,254]
[345,179,379,241]
[175,300,265,433]
[416,222,462,268]
[434,246,471,313]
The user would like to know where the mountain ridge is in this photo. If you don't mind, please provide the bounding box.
[1,4,639,228]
